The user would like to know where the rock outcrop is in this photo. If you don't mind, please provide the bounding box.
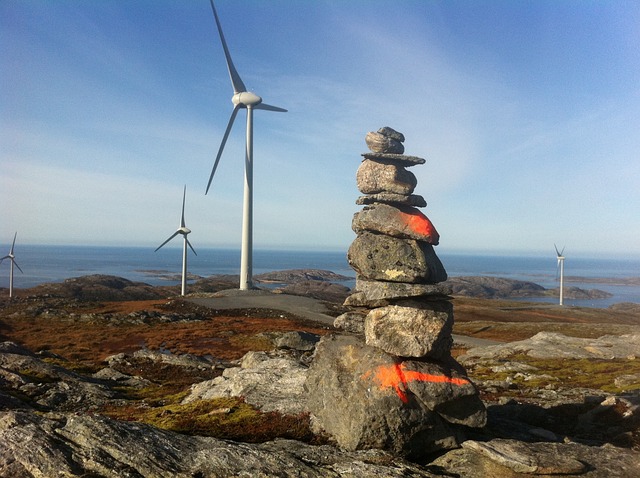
[306,127,486,457]
[2,338,639,476]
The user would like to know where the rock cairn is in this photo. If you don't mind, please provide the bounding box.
[305,127,486,458]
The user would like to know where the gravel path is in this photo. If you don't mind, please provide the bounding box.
[189,289,502,347]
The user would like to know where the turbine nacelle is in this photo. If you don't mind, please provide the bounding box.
[178,227,192,235]
[233,92,262,108]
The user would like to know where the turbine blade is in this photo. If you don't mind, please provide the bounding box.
[209,0,246,94]
[10,232,17,254]
[14,260,23,274]
[255,103,287,112]
[181,185,187,228]
[560,246,565,256]
[206,105,240,194]
[186,239,197,256]
[0,255,9,261]
[155,231,180,252]
[554,243,560,256]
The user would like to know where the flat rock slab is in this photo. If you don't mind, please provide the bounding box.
[362,152,426,166]
[183,351,308,415]
[461,332,640,363]
[355,278,452,301]
[462,439,587,474]
[188,290,336,326]
[0,410,443,477]
[356,193,427,208]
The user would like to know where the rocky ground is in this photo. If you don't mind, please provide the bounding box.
[1,274,639,477]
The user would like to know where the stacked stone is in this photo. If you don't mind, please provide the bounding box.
[305,127,486,458]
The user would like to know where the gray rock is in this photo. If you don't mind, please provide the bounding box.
[348,232,447,284]
[0,343,121,412]
[377,126,405,142]
[183,351,308,415]
[362,152,426,167]
[356,159,417,195]
[92,367,152,389]
[305,334,464,457]
[434,439,640,478]
[275,331,320,351]
[356,193,427,208]
[0,410,444,477]
[400,359,486,427]
[462,439,587,474]
[343,290,393,308]
[615,373,640,389]
[333,310,367,334]
[364,300,454,359]
[460,332,640,363]
[365,131,405,154]
[355,278,452,301]
[352,204,440,245]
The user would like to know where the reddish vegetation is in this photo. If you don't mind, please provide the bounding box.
[0,299,330,365]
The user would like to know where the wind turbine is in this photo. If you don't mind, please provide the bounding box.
[555,244,565,306]
[205,0,287,290]
[155,186,197,296]
[1,232,23,299]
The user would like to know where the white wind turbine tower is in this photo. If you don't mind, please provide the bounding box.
[1,232,24,299]
[205,0,287,291]
[155,186,197,296]
[555,244,565,306]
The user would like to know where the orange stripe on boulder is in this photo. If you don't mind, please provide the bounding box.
[400,209,440,245]
[363,362,469,403]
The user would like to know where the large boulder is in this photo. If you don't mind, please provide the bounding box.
[364,300,454,359]
[352,204,440,245]
[305,334,481,457]
[347,232,447,284]
[356,159,417,195]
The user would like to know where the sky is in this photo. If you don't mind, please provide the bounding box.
[1,0,639,258]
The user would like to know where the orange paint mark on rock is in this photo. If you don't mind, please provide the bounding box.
[400,210,440,244]
[363,363,470,403]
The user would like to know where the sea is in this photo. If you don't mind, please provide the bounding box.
[2,245,639,309]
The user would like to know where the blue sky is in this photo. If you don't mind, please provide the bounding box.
[2,0,639,258]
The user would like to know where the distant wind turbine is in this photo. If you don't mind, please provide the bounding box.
[155,186,197,296]
[1,232,24,298]
[555,244,565,306]
[205,0,287,290]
